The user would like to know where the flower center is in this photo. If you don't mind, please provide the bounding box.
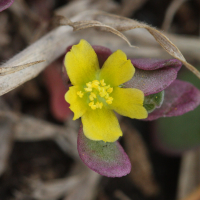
[77,79,113,110]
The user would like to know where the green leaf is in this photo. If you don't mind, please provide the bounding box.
[144,91,164,113]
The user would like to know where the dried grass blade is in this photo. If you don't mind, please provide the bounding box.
[57,17,136,48]
[92,12,200,79]
[57,11,200,79]
[0,60,45,76]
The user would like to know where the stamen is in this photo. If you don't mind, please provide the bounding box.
[86,82,92,88]
[105,93,109,99]
[77,91,84,98]
[91,92,96,98]
[89,92,96,101]
[107,87,113,94]
[89,95,94,101]
[85,81,93,92]
[86,79,114,109]
[84,87,92,92]
[99,88,107,97]
[105,85,110,89]
[100,79,106,86]
[89,101,97,110]
[92,80,100,88]
[96,102,103,109]
[106,97,113,104]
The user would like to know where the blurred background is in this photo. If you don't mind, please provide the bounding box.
[0,0,200,199]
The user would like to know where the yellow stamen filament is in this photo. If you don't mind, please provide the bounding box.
[77,91,84,98]
[106,97,113,104]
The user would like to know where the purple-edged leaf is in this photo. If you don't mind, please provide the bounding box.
[77,128,131,177]
[0,0,14,12]
[146,80,200,121]
[131,58,181,71]
[124,59,182,96]
[66,45,112,68]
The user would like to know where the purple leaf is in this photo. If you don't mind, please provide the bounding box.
[77,128,131,177]
[131,58,181,71]
[0,0,14,12]
[146,80,200,120]
[92,45,112,68]
[124,59,182,95]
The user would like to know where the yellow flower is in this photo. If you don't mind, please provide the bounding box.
[64,39,148,142]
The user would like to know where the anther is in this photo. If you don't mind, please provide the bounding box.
[84,87,92,92]
[105,85,110,89]
[86,82,92,88]
[92,80,100,88]
[100,79,106,86]
[105,93,109,99]
[89,92,96,101]
[89,101,97,110]
[99,88,107,97]
[96,102,103,109]
[107,87,113,94]
[77,91,84,98]
[106,97,113,104]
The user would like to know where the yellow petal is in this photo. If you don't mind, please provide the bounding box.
[100,50,135,86]
[82,109,122,142]
[110,87,148,119]
[65,86,87,120]
[64,39,99,85]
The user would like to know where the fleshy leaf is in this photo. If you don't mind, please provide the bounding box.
[125,59,182,95]
[130,58,181,71]
[77,128,131,177]
[144,91,164,113]
[146,80,200,120]
[0,0,14,12]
